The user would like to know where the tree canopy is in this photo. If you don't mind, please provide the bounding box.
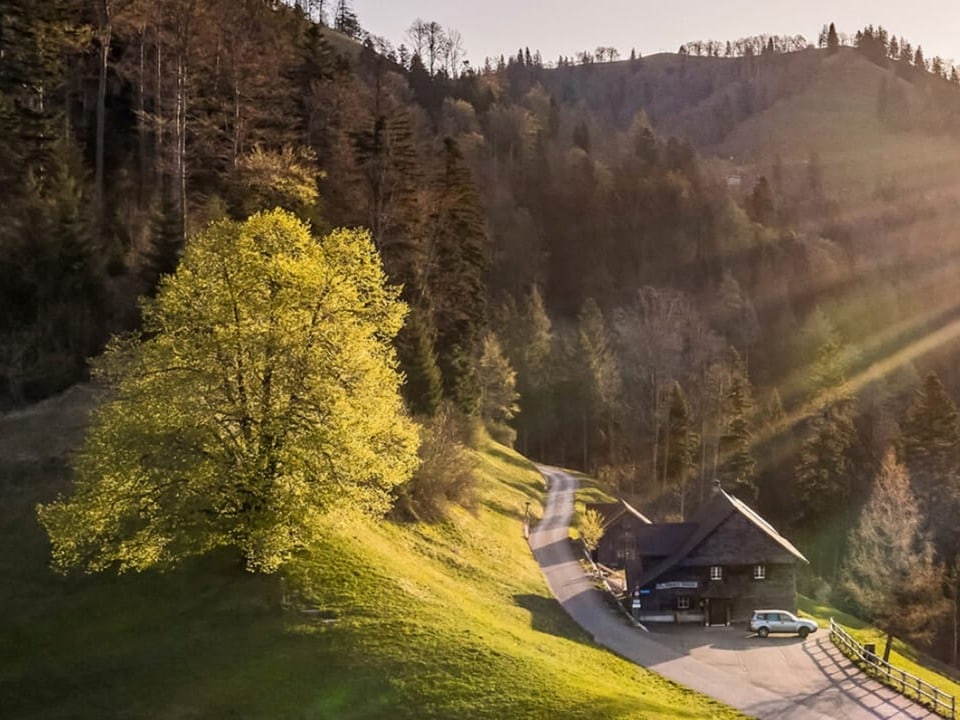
[38,210,419,574]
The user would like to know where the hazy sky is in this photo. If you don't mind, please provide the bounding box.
[351,1,960,67]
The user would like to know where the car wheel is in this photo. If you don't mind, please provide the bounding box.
[758,627,769,638]
[798,627,810,639]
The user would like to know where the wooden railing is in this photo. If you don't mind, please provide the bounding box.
[829,618,956,718]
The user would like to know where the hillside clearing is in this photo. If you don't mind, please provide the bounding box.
[0,389,745,719]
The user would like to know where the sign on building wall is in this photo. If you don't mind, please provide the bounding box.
[654,581,699,590]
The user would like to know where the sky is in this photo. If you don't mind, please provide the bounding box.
[350,1,960,68]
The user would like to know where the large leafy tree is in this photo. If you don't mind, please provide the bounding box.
[842,450,946,662]
[39,210,420,574]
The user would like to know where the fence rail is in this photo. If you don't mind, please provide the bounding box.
[829,618,956,719]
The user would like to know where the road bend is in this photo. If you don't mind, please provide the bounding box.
[529,465,938,720]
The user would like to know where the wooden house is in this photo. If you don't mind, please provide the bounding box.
[624,487,808,625]
[586,499,652,568]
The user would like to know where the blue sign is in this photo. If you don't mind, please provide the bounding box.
[639,589,651,595]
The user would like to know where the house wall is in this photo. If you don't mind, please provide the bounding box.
[634,563,797,623]
[596,514,644,568]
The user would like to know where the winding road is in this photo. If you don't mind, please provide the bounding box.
[530,466,938,720]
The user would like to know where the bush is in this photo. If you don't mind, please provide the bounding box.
[391,406,480,523]
[485,420,517,448]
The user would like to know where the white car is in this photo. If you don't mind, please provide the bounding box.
[749,609,818,639]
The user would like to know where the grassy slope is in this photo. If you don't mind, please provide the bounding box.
[0,390,745,719]
[798,595,960,701]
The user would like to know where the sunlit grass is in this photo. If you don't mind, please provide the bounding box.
[0,436,746,719]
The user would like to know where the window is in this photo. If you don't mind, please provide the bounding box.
[753,564,766,580]
[710,566,722,581]
[677,596,691,610]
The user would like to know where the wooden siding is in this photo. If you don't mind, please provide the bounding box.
[683,512,798,566]
[634,563,797,622]
[596,514,644,567]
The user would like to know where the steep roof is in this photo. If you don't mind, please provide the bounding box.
[587,498,652,529]
[635,522,696,556]
[635,489,808,588]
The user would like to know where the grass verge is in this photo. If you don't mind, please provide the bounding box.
[0,401,745,719]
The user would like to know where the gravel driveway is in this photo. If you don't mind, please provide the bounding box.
[530,466,939,720]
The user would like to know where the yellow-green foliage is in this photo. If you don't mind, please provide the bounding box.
[4,423,747,718]
[38,210,419,574]
[579,508,605,552]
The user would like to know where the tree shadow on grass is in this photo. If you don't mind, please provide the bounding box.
[485,445,537,473]
[513,593,594,645]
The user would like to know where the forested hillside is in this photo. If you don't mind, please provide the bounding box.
[9,0,960,665]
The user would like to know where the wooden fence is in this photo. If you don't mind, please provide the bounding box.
[829,618,956,719]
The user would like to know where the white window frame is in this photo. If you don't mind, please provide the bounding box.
[710,565,722,581]
[753,564,766,580]
[677,596,691,610]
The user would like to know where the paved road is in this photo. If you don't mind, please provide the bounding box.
[530,466,939,720]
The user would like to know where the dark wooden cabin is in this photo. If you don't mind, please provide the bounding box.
[586,499,652,567]
[624,488,808,625]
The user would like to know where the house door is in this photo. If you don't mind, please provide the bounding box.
[708,599,728,626]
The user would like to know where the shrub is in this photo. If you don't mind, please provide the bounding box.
[392,406,480,523]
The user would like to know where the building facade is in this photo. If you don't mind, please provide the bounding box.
[624,488,807,624]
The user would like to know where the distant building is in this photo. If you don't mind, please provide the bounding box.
[586,499,652,568]
[623,487,808,625]
[726,173,743,188]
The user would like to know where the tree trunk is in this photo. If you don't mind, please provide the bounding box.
[953,592,958,668]
[95,3,111,227]
[137,22,148,201]
[882,631,893,663]
[175,49,187,241]
[582,410,587,472]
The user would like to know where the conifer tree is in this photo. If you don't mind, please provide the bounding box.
[665,381,697,518]
[827,23,840,53]
[900,372,960,560]
[499,286,553,458]
[396,308,443,418]
[574,298,622,470]
[717,352,758,505]
[476,330,519,438]
[428,137,490,415]
[794,310,858,575]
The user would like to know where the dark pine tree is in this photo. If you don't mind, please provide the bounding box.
[429,137,491,414]
[396,307,444,417]
[900,372,960,562]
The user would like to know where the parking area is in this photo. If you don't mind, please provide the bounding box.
[644,622,939,717]
[646,622,828,695]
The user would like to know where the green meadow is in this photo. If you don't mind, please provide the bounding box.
[0,414,745,719]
